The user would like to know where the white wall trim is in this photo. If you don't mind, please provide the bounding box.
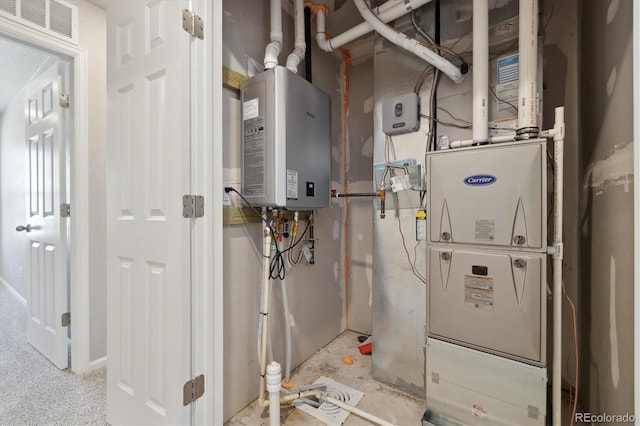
[189,1,224,424]
[633,0,639,421]
[0,276,27,306]
[88,355,107,370]
[0,16,92,374]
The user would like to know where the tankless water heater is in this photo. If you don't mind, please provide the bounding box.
[241,66,331,209]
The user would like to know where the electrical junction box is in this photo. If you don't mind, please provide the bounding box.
[241,66,331,209]
[424,338,547,426]
[382,92,420,135]
[426,140,547,251]
[427,247,546,365]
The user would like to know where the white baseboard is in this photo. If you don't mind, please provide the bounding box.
[0,276,27,306]
[88,356,107,370]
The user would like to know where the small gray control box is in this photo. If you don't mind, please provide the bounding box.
[382,93,420,135]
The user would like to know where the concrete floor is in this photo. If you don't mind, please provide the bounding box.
[226,330,426,425]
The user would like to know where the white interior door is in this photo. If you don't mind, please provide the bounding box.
[22,61,68,370]
[106,1,192,424]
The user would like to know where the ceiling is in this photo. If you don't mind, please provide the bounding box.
[0,37,54,113]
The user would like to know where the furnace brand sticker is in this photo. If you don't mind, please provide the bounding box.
[475,219,495,241]
[464,275,494,311]
[463,175,497,186]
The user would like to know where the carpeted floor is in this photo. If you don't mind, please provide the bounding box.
[0,284,106,425]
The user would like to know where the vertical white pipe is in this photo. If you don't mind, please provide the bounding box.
[266,361,282,426]
[264,0,283,69]
[472,0,489,142]
[258,229,273,407]
[552,107,564,426]
[517,0,539,135]
[285,0,306,73]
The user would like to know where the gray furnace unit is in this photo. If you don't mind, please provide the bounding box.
[241,66,331,209]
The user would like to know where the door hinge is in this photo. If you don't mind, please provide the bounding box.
[61,312,71,327]
[183,374,205,406]
[59,93,70,108]
[182,9,204,40]
[61,203,71,217]
[183,195,204,218]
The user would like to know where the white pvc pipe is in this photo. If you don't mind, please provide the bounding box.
[327,0,432,51]
[266,361,282,426]
[264,0,283,69]
[517,0,539,133]
[257,212,267,361]
[353,0,464,84]
[315,8,330,52]
[449,134,515,149]
[324,396,396,426]
[258,228,273,407]
[285,0,306,73]
[551,107,564,426]
[472,0,488,143]
[277,240,293,383]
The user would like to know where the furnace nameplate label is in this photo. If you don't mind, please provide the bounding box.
[464,275,494,311]
[475,219,495,241]
[496,54,519,112]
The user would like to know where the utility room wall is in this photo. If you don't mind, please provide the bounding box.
[579,0,635,419]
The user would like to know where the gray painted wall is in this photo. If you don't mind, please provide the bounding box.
[579,0,635,419]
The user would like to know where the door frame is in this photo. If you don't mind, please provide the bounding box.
[1,16,93,373]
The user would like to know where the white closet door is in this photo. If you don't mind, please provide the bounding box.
[23,61,68,370]
[106,1,192,424]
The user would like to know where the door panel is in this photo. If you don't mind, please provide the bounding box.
[23,61,68,370]
[106,1,191,424]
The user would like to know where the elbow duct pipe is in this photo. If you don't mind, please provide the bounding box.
[517,0,539,137]
[329,0,432,51]
[314,0,431,53]
[353,0,464,84]
[265,0,283,69]
[472,0,489,142]
[286,0,306,73]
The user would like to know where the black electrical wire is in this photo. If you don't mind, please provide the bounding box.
[225,187,311,280]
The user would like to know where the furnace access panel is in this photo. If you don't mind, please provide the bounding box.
[427,140,547,251]
[241,66,331,209]
[427,247,546,364]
